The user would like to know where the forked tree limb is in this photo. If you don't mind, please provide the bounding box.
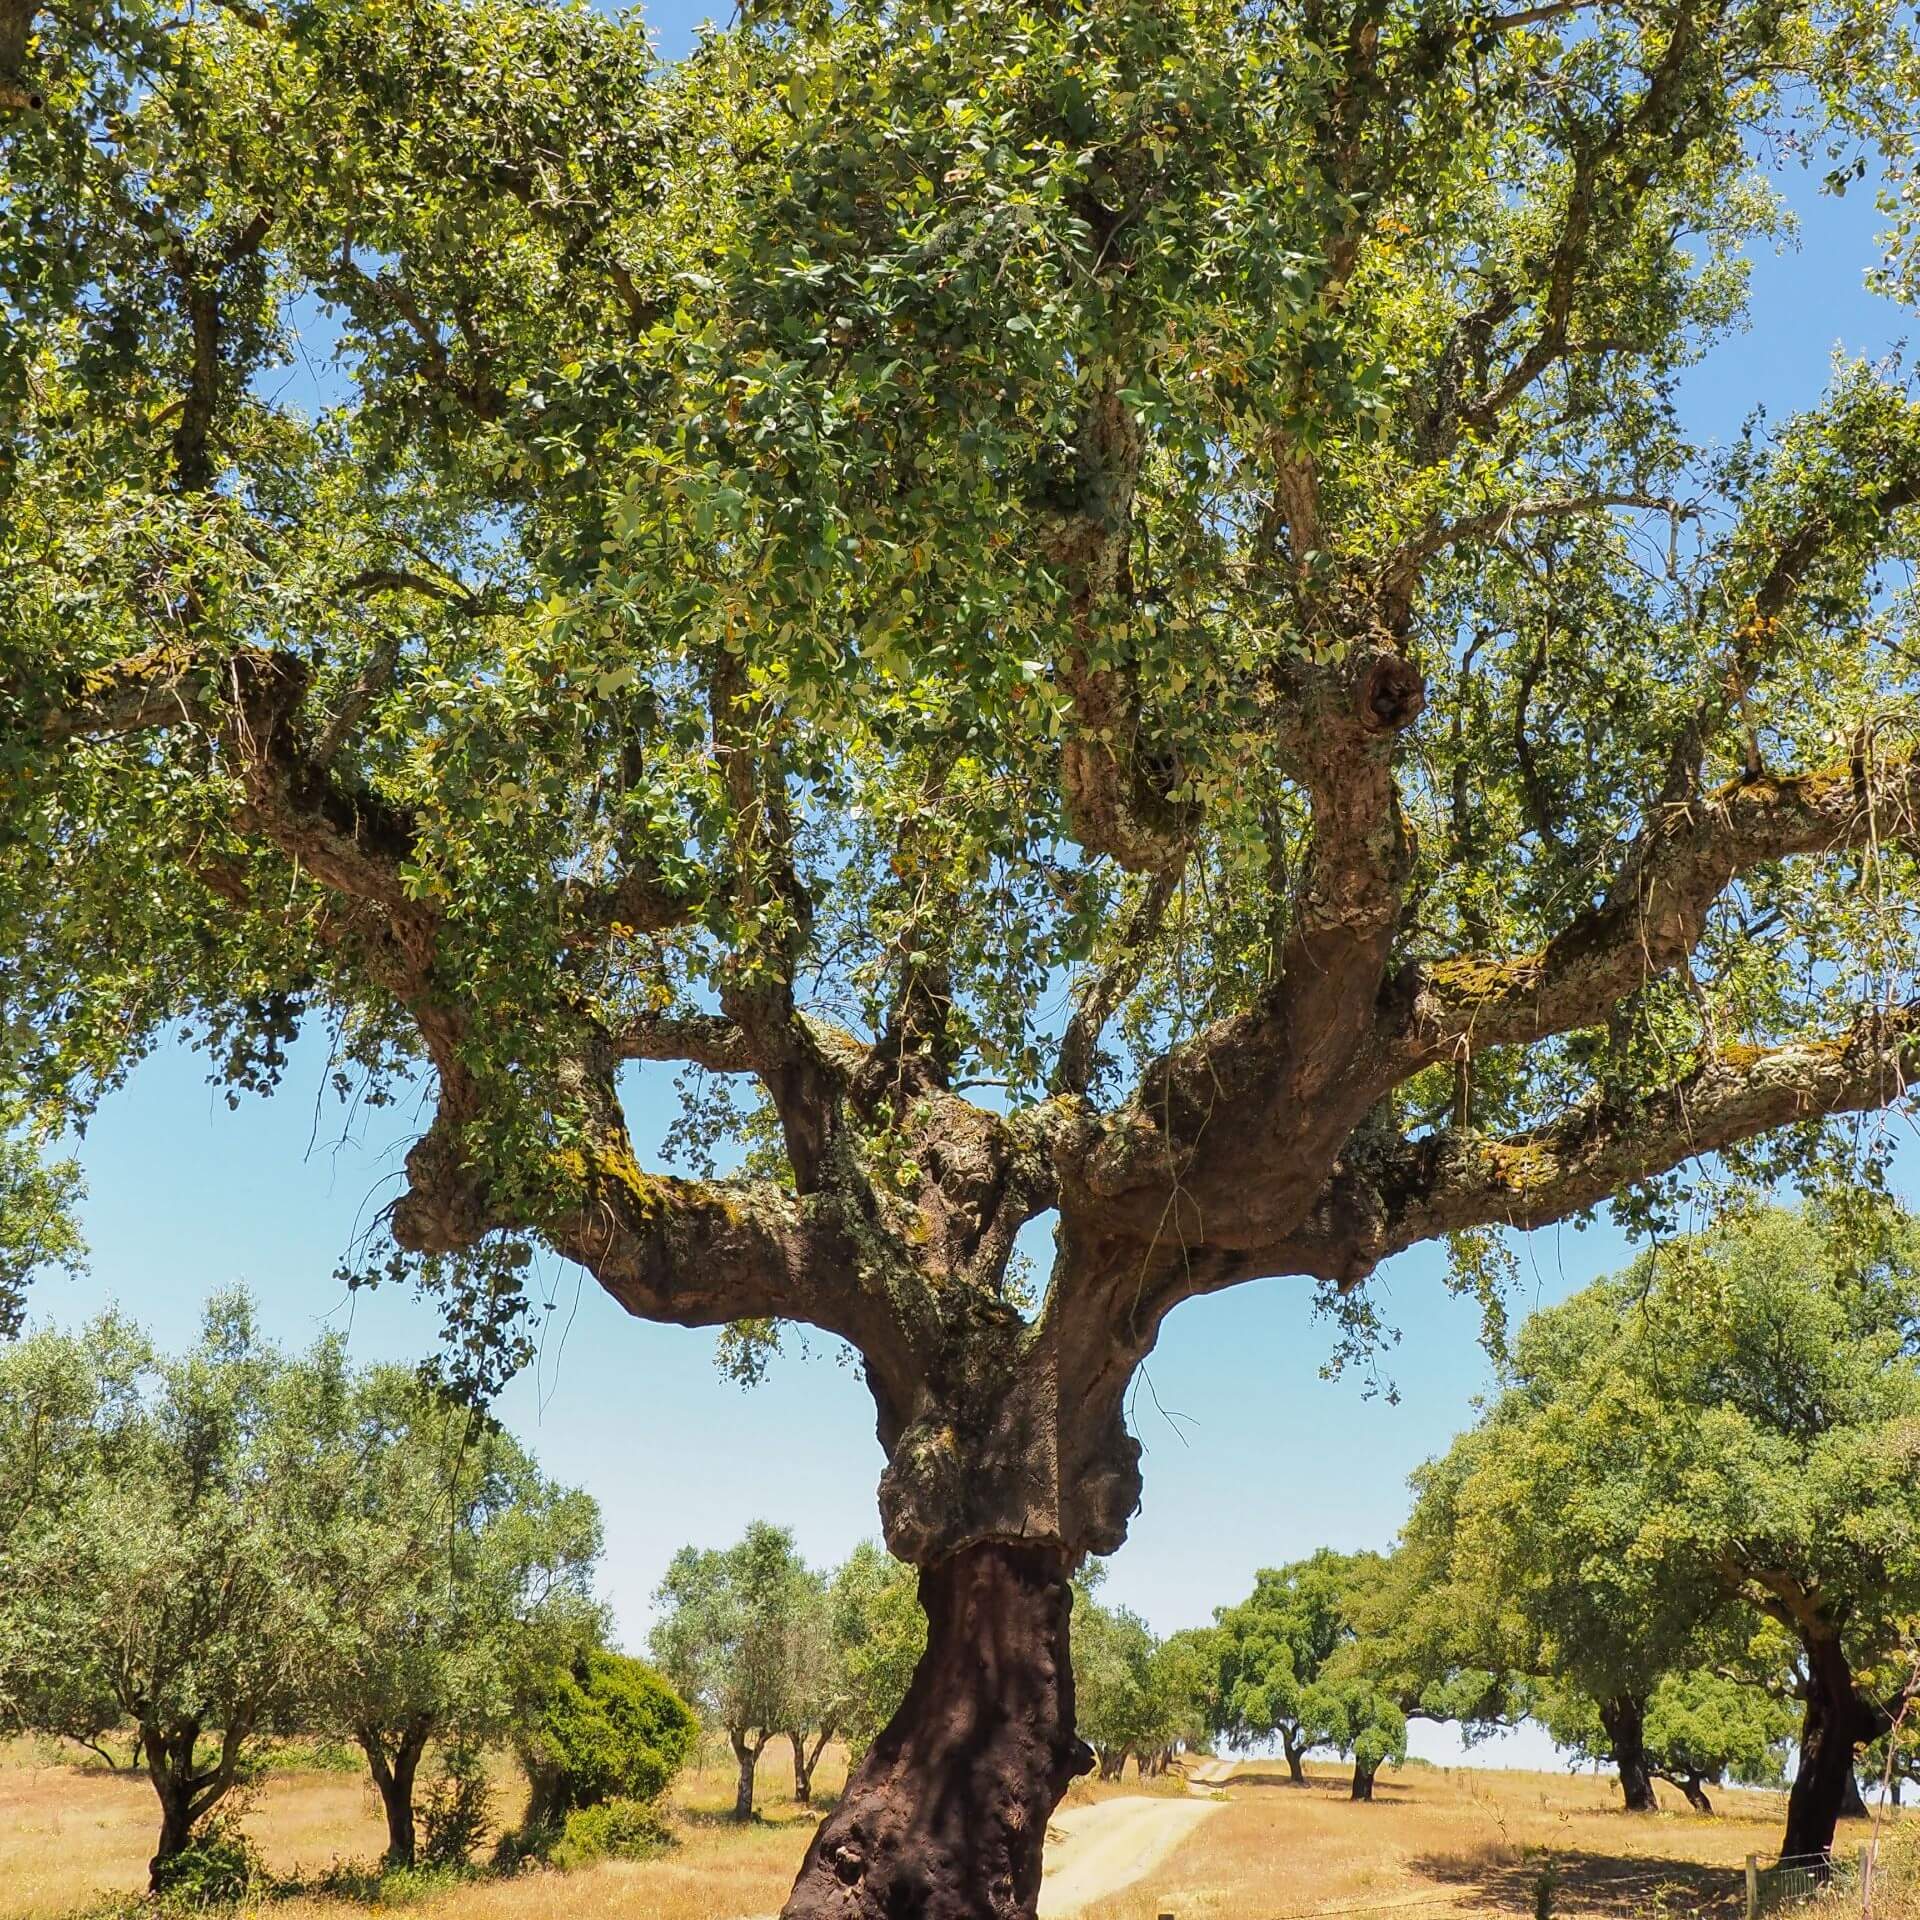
[1401,751,1920,1061]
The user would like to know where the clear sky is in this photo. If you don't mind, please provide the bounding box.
[23,0,1920,1775]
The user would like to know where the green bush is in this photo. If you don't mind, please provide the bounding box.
[418,1744,494,1867]
[516,1649,696,1825]
[151,1821,269,1909]
[547,1798,673,1869]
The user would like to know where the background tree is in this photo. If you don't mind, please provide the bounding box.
[301,1364,605,1866]
[0,1297,329,1884]
[1072,1580,1160,1780]
[512,1646,697,1836]
[0,1119,83,1342]
[829,1543,926,1767]
[1533,1669,1795,1813]
[652,1522,815,1821]
[1146,1628,1219,1775]
[1403,1387,1723,1813]
[780,1569,838,1807]
[1211,1554,1353,1783]
[13,0,1920,1906]
[1309,1665,1409,1803]
[1425,1207,1920,1855]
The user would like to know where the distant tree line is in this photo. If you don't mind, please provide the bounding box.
[0,1294,694,1888]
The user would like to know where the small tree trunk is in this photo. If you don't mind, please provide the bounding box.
[790,1731,814,1807]
[732,1730,763,1822]
[1351,1757,1378,1801]
[1599,1696,1657,1813]
[149,1782,196,1889]
[780,1540,1091,1920]
[1783,1637,1880,1859]
[1283,1732,1306,1785]
[1680,1773,1713,1816]
[359,1727,429,1868]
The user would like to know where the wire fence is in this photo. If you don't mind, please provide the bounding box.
[1745,1849,1866,1920]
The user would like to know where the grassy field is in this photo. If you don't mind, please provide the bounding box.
[1,1737,1912,1920]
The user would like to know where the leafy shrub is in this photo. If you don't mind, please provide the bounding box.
[418,1743,494,1867]
[151,1821,269,1909]
[547,1798,672,1869]
[515,1649,696,1825]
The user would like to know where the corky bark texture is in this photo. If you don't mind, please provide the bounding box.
[780,1543,1090,1920]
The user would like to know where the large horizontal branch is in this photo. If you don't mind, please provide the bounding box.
[391,1086,923,1407]
[1315,1005,1918,1279]
[1403,750,1920,1061]
[1382,490,1681,602]
[610,1010,755,1072]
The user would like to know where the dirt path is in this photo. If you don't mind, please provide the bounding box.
[1037,1793,1226,1917]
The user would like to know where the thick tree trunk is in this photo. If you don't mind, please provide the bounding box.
[1351,1758,1378,1801]
[780,1540,1090,1920]
[790,1732,814,1807]
[731,1730,764,1822]
[1599,1696,1658,1813]
[1783,1637,1881,1859]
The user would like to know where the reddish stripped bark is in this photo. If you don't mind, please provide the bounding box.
[781,1543,1091,1920]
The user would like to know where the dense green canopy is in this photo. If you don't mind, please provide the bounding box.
[12,2,1920,1903]
[1403,1206,1920,1849]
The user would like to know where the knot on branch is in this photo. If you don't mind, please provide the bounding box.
[391,1124,491,1255]
[1360,653,1426,735]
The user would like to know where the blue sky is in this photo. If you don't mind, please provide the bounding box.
[25,0,1920,1774]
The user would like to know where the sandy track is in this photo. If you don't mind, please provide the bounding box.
[740,1770,1232,1920]
[1037,1793,1226,1916]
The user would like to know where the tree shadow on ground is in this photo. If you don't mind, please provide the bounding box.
[1411,1847,1743,1916]
[1226,1768,1415,1803]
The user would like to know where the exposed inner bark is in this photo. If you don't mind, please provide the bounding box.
[1599,1696,1658,1813]
[780,1541,1091,1920]
[1784,1637,1884,1857]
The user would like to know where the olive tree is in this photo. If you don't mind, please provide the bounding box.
[300,1364,605,1866]
[830,1542,926,1767]
[651,1521,818,1820]
[14,0,1920,1906]
[0,1298,331,1885]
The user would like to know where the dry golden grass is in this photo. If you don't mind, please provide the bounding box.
[3,1738,1913,1920]
[1074,1760,1914,1920]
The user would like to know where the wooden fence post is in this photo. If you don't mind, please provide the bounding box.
[1745,1853,1760,1920]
